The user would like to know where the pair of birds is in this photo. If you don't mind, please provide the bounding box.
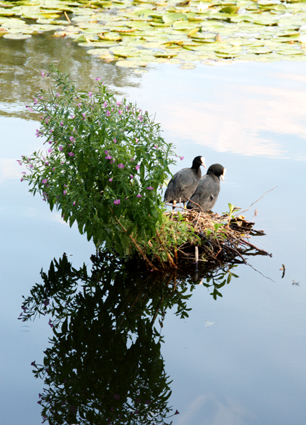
[164,156,225,212]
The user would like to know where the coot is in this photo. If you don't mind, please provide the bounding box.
[186,163,225,212]
[164,156,206,208]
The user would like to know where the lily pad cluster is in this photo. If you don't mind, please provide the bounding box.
[1,0,306,68]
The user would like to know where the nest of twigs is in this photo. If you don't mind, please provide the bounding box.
[131,207,271,272]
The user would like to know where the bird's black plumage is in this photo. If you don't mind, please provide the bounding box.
[186,163,225,212]
[164,156,206,207]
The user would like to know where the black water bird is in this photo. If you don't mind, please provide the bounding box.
[186,163,225,212]
[164,156,206,208]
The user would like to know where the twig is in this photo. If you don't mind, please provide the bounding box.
[241,239,272,257]
[156,229,178,269]
[237,186,277,216]
[64,11,71,23]
[186,198,204,213]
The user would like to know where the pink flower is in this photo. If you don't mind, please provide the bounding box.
[82,113,86,119]
[130,158,134,161]
[68,152,74,156]
[63,190,67,195]
[136,194,142,198]
[105,155,112,160]
[114,199,120,205]
[106,111,110,117]
[139,115,143,122]
[117,101,121,106]
[103,101,107,107]
[154,144,157,149]
[180,156,184,161]
[59,146,63,151]
[69,136,75,142]
[118,163,124,169]
[33,98,38,104]
[56,93,59,97]
[26,106,34,112]
[118,110,122,115]
[17,160,22,166]
[88,91,92,97]
[105,150,109,155]
[70,115,75,119]
[45,162,49,166]
[73,201,76,205]
[50,129,53,133]
[48,149,53,153]
[77,103,82,108]
[60,121,63,126]
[109,178,113,182]
[42,179,48,184]
[41,71,45,77]
[96,77,101,81]
[135,138,139,143]
[135,165,140,171]
[147,186,154,190]
[130,175,133,179]
[113,138,117,143]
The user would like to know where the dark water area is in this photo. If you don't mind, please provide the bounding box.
[0,34,306,425]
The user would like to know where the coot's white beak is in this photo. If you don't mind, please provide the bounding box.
[201,156,206,168]
[221,168,226,181]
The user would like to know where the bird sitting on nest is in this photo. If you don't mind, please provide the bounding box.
[186,163,225,212]
[164,156,206,209]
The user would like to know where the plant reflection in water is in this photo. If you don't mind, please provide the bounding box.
[19,250,241,424]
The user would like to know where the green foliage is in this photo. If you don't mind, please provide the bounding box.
[20,66,176,256]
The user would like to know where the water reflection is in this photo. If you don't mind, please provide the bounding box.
[19,251,242,424]
[0,34,141,119]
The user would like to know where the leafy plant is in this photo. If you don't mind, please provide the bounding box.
[20,66,176,257]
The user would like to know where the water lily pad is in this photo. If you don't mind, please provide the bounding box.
[3,32,31,39]
[116,60,139,68]
[179,62,196,69]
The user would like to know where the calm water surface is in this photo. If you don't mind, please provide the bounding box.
[0,34,305,425]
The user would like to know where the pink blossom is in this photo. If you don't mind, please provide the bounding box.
[88,91,92,97]
[136,194,142,198]
[45,162,49,166]
[69,136,75,142]
[96,77,101,81]
[118,110,122,115]
[48,148,53,153]
[114,199,120,205]
[179,156,184,161]
[68,152,74,156]
[82,113,86,119]
[117,101,122,106]
[118,163,124,169]
[77,103,82,108]
[130,175,133,179]
[109,178,113,182]
[50,129,53,133]
[106,111,110,117]
[26,106,34,112]
[21,172,26,175]
[42,179,48,184]
[70,115,75,119]
[56,93,59,97]
[113,138,117,143]
[63,190,67,195]
[73,201,76,206]
[105,150,109,155]
[105,155,112,160]
[103,101,107,107]
[135,138,139,143]
[135,165,140,171]
[59,146,63,151]
[154,144,157,149]
[41,71,45,77]
[34,98,38,104]
[17,160,22,166]
[139,115,143,122]
[147,186,154,190]
[60,121,64,126]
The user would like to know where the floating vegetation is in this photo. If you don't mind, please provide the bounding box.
[1,0,306,68]
[134,206,271,271]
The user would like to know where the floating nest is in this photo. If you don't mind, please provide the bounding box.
[130,208,272,272]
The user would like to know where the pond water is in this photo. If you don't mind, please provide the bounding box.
[1,34,306,425]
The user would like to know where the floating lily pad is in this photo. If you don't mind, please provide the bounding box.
[3,32,31,39]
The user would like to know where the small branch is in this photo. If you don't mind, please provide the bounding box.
[241,239,272,257]
[64,11,71,23]
[186,198,204,213]
[237,186,277,216]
